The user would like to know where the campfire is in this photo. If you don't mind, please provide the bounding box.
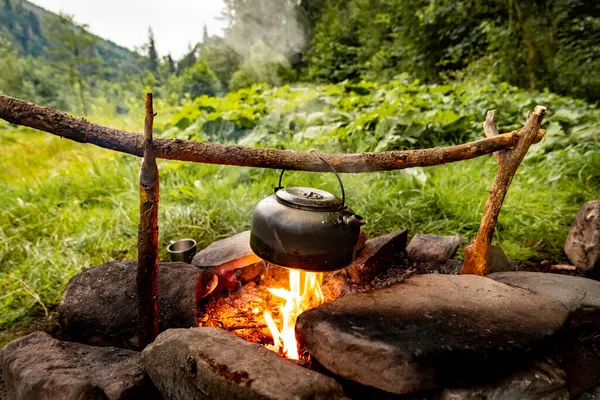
[199,264,332,361]
[263,270,324,359]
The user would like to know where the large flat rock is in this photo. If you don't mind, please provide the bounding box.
[142,327,344,400]
[59,260,217,349]
[296,274,569,395]
[1,332,160,400]
[488,272,600,327]
[192,230,259,268]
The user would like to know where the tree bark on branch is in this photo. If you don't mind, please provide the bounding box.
[136,93,159,348]
[0,93,524,173]
[461,106,547,276]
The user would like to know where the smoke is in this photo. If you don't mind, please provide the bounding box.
[224,0,307,59]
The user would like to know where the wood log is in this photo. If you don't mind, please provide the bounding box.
[462,106,547,276]
[0,93,521,173]
[137,93,159,348]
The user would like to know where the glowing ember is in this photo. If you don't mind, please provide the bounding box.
[263,270,324,359]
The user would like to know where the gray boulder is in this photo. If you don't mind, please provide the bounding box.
[407,234,463,264]
[488,272,600,327]
[59,260,217,349]
[142,327,344,400]
[296,274,568,395]
[486,245,516,273]
[191,230,258,268]
[565,201,600,272]
[0,332,160,400]
[345,229,408,284]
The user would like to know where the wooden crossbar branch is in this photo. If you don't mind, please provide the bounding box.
[137,93,159,348]
[1,94,523,173]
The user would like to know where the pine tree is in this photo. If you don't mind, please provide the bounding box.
[165,54,176,75]
[202,24,209,43]
[146,27,159,73]
[3,0,15,30]
[47,13,100,114]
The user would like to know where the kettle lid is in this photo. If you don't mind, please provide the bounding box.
[275,187,343,210]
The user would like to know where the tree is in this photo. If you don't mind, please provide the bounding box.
[164,54,176,75]
[2,0,15,30]
[46,13,101,114]
[146,27,159,73]
[177,43,199,73]
[200,35,241,90]
[179,60,222,98]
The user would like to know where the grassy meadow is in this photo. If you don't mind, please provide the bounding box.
[1,79,599,344]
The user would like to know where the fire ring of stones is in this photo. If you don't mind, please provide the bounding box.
[2,227,600,399]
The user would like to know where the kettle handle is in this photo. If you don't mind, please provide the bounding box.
[278,149,346,206]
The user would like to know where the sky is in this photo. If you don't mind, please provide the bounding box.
[29,0,227,58]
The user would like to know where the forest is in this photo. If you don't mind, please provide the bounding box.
[1,0,599,340]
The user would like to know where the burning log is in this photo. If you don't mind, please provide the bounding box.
[0,93,528,173]
[462,106,547,276]
[137,93,159,348]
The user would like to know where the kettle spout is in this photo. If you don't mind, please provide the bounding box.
[344,214,367,228]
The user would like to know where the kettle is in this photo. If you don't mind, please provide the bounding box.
[250,150,366,272]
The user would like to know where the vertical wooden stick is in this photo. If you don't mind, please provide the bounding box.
[461,106,547,276]
[137,93,159,347]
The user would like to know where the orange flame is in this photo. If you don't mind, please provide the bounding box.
[263,270,324,359]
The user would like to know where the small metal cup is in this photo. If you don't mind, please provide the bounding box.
[167,238,197,264]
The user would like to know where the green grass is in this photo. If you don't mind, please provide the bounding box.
[1,80,599,344]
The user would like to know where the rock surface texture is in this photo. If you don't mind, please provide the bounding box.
[345,229,408,283]
[489,271,600,327]
[296,274,569,395]
[191,230,259,268]
[191,230,265,292]
[0,332,159,400]
[0,367,5,400]
[407,234,463,264]
[59,260,215,348]
[565,201,600,272]
[142,327,344,400]
[485,245,516,273]
[434,358,570,400]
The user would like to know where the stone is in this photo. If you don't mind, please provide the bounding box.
[558,329,600,396]
[192,230,260,268]
[579,386,600,400]
[59,260,217,349]
[435,358,569,400]
[407,234,463,264]
[0,332,160,400]
[296,274,568,395]
[142,327,344,400]
[0,367,6,400]
[565,201,600,272]
[191,231,267,293]
[488,272,600,327]
[416,259,463,275]
[486,245,516,273]
[345,229,408,283]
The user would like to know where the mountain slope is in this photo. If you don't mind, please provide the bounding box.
[0,0,140,77]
